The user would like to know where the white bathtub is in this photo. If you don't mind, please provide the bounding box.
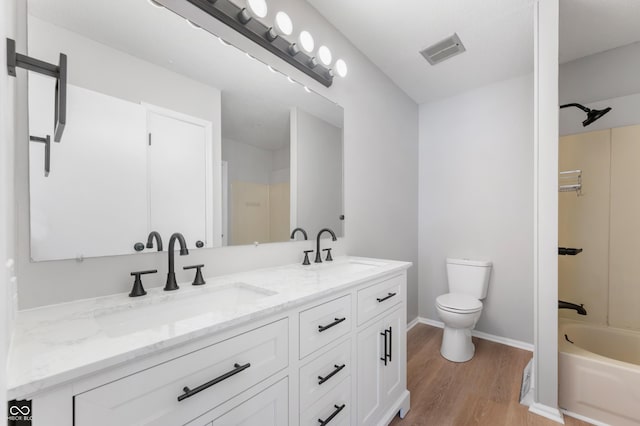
[559,318,640,426]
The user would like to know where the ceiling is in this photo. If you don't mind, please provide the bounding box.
[29,0,640,112]
[308,0,536,104]
[27,0,342,151]
[559,0,640,64]
[309,0,640,105]
[222,92,290,151]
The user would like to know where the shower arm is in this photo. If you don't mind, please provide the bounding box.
[560,103,590,113]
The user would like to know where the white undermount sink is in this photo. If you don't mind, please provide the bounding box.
[94,282,277,337]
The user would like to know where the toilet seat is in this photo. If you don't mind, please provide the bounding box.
[436,293,482,313]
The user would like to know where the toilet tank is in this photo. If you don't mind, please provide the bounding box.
[446,258,492,299]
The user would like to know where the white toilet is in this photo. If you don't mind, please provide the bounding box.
[436,258,492,362]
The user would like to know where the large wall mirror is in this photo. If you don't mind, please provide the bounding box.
[26,0,344,261]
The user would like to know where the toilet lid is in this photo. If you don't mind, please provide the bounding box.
[436,293,482,313]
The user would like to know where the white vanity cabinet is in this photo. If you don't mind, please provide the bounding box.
[355,273,407,426]
[17,260,410,426]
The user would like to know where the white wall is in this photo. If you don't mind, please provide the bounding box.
[222,138,277,185]
[292,108,343,238]
[28,17,222,127]
[1,0,18,411]
[418,74,534,343]
[559,42,640,135]
[559,42,640,106]
[15,0,419,322]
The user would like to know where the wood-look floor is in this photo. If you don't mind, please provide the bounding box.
[389,324,592,426]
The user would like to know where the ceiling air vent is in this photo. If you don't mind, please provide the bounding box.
[420,33,466,65]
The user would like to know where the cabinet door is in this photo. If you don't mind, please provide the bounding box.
[356,317,384,425]
[381,308,404,402]
[357,307,405,425]
[211,378,288,426]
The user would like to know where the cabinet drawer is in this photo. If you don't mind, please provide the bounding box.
[357,274,403,325]
[299,339,351,411]
[210,378,288,426]
[75,319,288,426]
[300,376,351,426]
[299,295,351,359]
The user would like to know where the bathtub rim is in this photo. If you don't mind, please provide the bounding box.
[559,318,640,372]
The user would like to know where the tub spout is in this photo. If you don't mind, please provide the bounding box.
[559,300,587,315]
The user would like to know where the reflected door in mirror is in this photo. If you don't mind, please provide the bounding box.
[146,107,213,250]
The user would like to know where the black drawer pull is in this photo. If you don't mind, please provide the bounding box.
[376,292,397,303]
[388,326,393,362]
[318,317,346,332]
[318,364,346,385]
[177,362,250,402]
[318,404,346,425]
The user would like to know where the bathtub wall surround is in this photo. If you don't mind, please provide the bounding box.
[8,256,411,425]
[559,124,640,331]
[14,0,419,317]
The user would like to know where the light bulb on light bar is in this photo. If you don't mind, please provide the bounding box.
[298,30,314,53]
[287,76,295,84]
[267,65,277,73]
[335,59,348,77]
[247,0,268,18]
[275,11,293,36]
[318,45,332,66]
[218,37,230,46]
[148,0,164,8]
[304,86,311,93]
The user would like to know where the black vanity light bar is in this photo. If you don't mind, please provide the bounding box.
[6,38,67,142]
[186,0,333,87]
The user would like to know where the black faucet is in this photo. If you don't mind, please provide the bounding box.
[290,227,308,240]
[315,228,337,263]
[146,231,163,251]
[165,233,189,291]
[558,300,587,315]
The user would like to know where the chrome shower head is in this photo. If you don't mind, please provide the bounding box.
[560,103,612,127]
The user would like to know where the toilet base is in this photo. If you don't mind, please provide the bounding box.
[440,326,475,362]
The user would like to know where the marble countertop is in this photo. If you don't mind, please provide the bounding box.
[8,256,411,399]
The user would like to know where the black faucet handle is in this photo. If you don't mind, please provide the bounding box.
[129,269,157,297]
[322,248,333,262]
[130,269,158,276]
[302,250,314,266]
[183,264,206,286]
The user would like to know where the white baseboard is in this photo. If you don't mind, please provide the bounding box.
[415,317,534,352]
[529,402,565,424]
[407,317,420,331]
[560,409,610,426]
